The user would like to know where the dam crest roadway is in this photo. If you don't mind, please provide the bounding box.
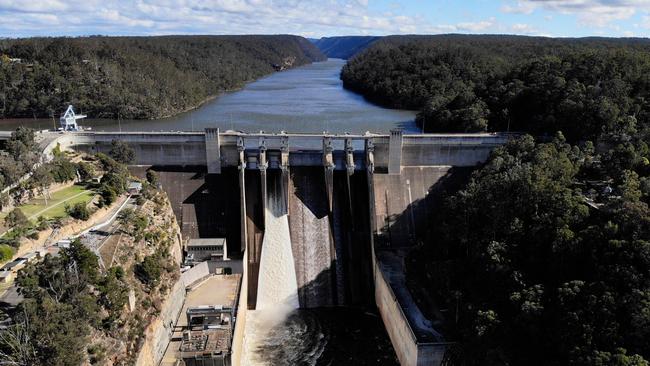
[46,129,515,171]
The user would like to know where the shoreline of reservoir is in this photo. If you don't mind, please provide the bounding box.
[0,59,418,134]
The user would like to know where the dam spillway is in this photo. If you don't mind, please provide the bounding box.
[256,170,300,310]
[289,167,337,308]
[50,129,516,365]
[246,165,374,309]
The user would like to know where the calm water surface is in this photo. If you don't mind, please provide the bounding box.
[0,59,417,133]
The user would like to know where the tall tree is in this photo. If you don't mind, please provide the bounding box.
[108,140,135,165]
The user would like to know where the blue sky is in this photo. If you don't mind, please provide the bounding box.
[0,0,649,38]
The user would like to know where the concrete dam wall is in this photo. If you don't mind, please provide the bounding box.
[286,168,375,308]
[57,132,207,166]
[55,129,515,365]
[129,166,242,245]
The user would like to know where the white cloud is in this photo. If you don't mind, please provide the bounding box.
[0,0,510,37]
[0,0,67,13]
[501,1,537,14]
[0,0,434,36]
[503,0,650,27]
[511,23,535,33]
[456,18,496,32]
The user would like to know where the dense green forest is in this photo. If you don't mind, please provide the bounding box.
[341,35,650,141]
[311,36,380,59]
[0,127,40,193]
[408,133,650,365]
[347,35,650,365]
[0,35,325,119]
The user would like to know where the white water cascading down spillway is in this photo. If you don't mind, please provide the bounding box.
[255,182,300,310]
[243,173,303,365]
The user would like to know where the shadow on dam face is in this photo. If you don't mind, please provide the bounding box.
[374,166,475,249]
[372,166,476,347]
[129,166,242,255]
[331,169,375,306]
[288,167,336,308]
[130,163,470,311]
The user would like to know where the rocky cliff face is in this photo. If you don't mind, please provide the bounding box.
[273,56,298,71]
[90,189,183,365]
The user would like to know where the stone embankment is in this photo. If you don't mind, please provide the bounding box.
[89,191,185,365]
[136,262,211,366]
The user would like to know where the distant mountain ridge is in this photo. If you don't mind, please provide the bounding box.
[311,36,381,59]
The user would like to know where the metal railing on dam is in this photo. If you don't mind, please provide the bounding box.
[55,129,519,173]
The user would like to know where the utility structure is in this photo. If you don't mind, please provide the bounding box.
[59,105,87,131]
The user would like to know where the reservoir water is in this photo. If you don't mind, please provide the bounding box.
[0,59,417,133]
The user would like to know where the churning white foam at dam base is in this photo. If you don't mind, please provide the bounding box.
[242,308,327,366]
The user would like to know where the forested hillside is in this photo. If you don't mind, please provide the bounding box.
[348,35,650,365]
[408,133,650,365]
[341,35,650,140]
[311,36,380,59]
[0,35,325,119]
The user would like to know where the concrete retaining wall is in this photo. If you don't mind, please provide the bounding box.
[231,249,248,366]
[135,281,186,366]
[374,259,419,366]
[181,261,210,287]
[208,260,244,274]
[374,258,447,366]
[135,262,212,366]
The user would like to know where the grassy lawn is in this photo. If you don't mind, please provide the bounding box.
[1,184,97,223]
[28,190,95,220]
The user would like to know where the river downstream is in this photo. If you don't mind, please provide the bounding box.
[0,59,417,133]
